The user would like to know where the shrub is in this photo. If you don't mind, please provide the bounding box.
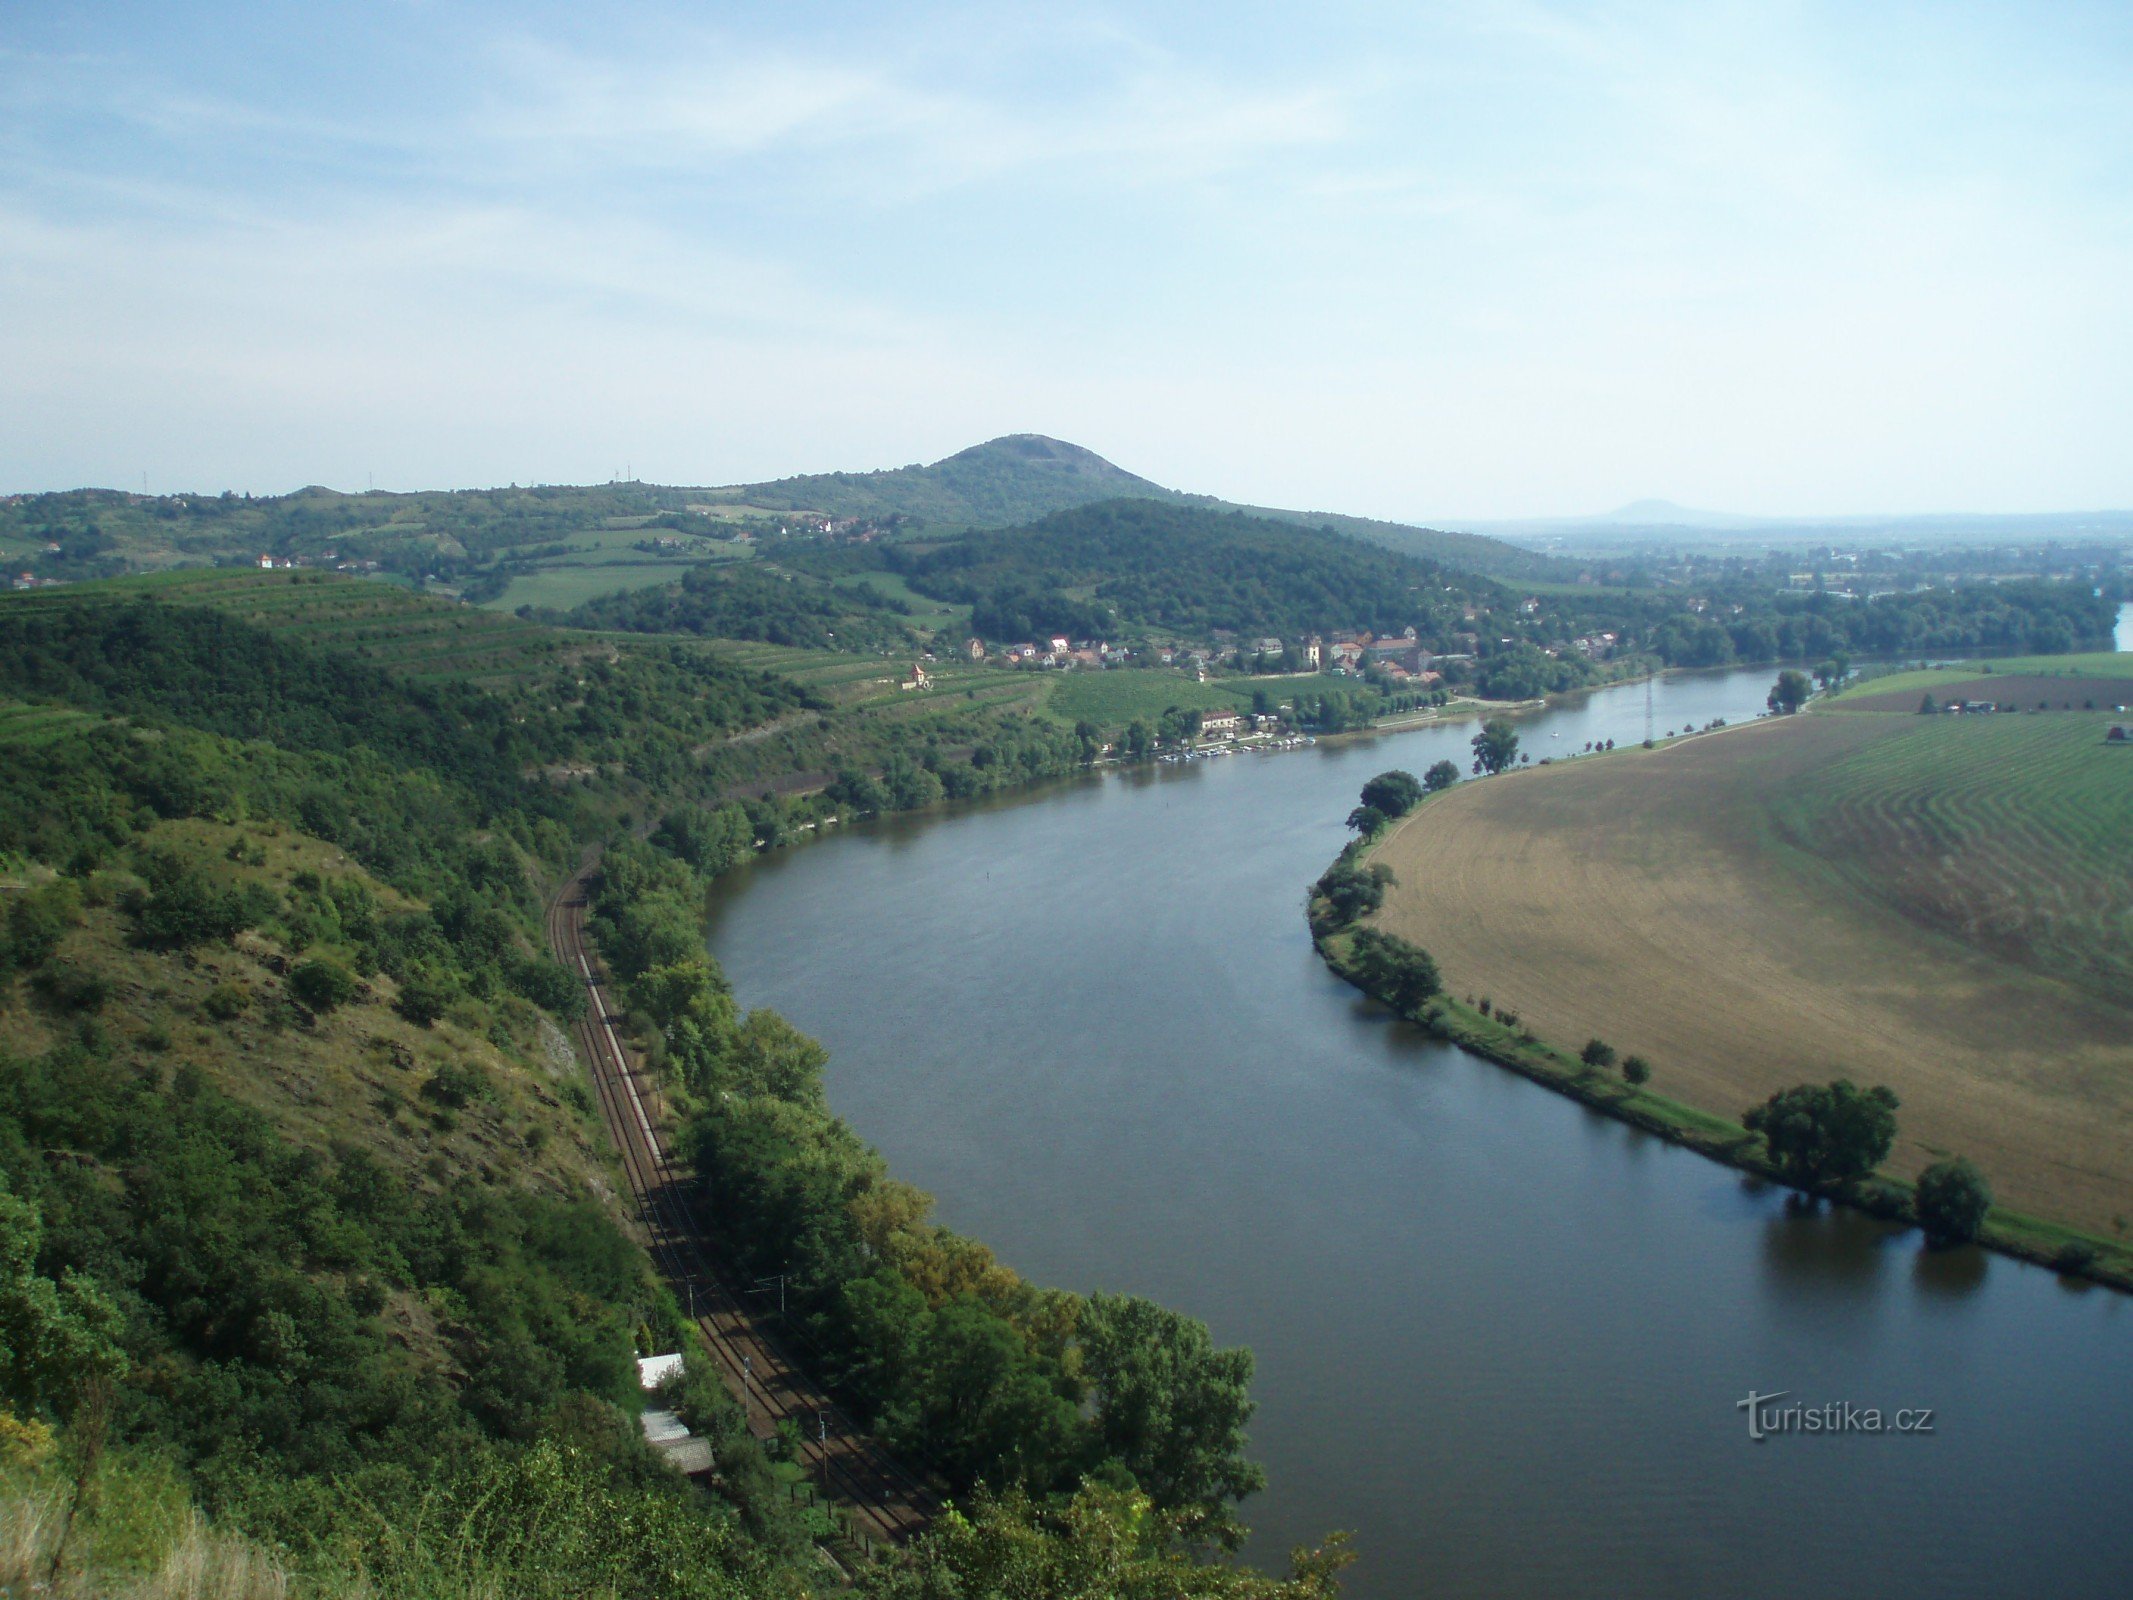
[2053,1241,2098,1276]
[289,957,358,1012]
[421,1062,488,1109]
[1622,1055,1651,1086]
[200,982,250,1020]
[1914,1156,1992,1244]
[1580,1039,1617,1071]
[31,960,108,1013]
[395,973,452,1027]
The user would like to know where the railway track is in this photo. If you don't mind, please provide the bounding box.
[544,857,938,1551]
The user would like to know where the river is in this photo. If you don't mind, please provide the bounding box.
[702,650,2133,1600]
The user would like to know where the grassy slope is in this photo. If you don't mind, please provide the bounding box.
[1366,707,2133,1239]
[0,817,613,1208]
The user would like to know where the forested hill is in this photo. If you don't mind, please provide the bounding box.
[732,433,1179,526]
[728,435,1556,576]
[881,498,1509,644]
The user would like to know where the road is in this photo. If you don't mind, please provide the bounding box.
[544,854,937,1551]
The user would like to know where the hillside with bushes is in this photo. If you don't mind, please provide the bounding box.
[0,583,1346,1595]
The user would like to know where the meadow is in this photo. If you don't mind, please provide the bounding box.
[1044,669,1266,727]
[478,525,755,612]
[1370,704,2133,1235]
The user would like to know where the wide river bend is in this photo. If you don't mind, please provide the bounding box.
[704,644,2133,1600]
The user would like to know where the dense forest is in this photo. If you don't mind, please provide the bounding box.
[878,500,1516,644]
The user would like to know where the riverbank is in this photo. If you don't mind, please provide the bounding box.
[1313,739,2133,1293]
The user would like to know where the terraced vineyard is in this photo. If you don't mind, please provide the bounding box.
[113,569,576,688]
[1771,713,2133,999]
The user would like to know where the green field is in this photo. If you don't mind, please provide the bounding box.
[483,556,721,613]
[831,569,974,634]
[1045,670,1266,727]
[0,698,102,748]
[1768,711,2133,999]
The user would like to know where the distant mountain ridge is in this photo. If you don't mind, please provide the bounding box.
[1470,500,2133,549]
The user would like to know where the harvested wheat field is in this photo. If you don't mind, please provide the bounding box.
[1370,706,2133,1234]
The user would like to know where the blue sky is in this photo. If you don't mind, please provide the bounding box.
[3,1,2129,518]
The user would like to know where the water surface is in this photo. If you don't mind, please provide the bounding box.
[705,665,2132,1600]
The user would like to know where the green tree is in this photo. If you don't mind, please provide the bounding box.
[1914,1157,1992,1244]
[1743,1079,1899,1188]
[1422,760,1460,793]
[1347,927,1441,1014]
[858,1481,1352,1599]
[289,956,358,1012]
[1358,770,1424,817]
[1621,1055,1651,1086]
[1470,719,1520,775]
[0,1186,127,1418]
[1,879,80,971]
[395,971,452,1027]
[1310,860,1392,928]
[1345,805,1387,836]
[1579,1039,1616,1072]
[1766,669,1812,715]
[1077,1293,1267,1548]
[1919,693,1938,715]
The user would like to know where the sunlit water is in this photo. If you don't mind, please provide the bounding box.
[703,665,2132,1600]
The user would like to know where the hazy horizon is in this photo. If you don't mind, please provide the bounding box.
[12,444,2133,536]
[4,3,2130,520]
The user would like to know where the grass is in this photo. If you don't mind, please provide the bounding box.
[0,700,102,748]
[0,816,613,1203]
[1769,711,2133,998]
[482,559,709,613]
[1364,705,2133,1239]
[1045,670,1261,728]
[829,570,972,633]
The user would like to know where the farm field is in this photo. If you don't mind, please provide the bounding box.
[1369,705,2133,1234]
[830,570,973,635]
[695,637,1043,713]
[1045,669,1269,727]
[477,529,753,613]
